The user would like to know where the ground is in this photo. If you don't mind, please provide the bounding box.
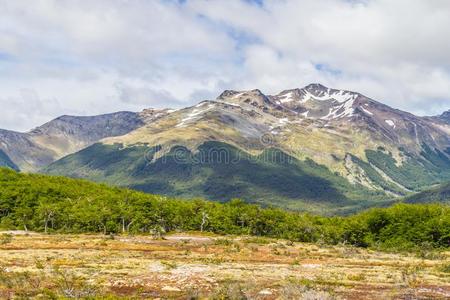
[0,231,449,299]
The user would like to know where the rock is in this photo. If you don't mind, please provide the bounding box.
[161,286,182,292]
[258,289,273,295]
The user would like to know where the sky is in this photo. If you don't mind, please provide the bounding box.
[1,0,450,131]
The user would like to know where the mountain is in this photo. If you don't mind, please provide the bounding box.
[42,84,450,214]
[0,111,154,171]
[0,128,55,171]
[438,110,450,124]
[0,148,19,170]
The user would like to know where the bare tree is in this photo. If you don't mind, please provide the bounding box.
[200,211,209,232]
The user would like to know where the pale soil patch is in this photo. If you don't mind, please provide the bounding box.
[0,230,38,235]
[0,233,449,299]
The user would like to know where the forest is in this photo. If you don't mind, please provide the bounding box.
[1,167,449,251]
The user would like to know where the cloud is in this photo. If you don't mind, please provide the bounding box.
[115,82,184,108]
[0,0,449,131]
[188,0,450,113]
[0,89,64,132]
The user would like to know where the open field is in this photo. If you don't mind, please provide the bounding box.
[0,232,449,299]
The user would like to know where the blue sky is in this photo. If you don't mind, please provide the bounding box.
[0,0,449,131]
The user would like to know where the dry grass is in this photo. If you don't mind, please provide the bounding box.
[0,231,449,299]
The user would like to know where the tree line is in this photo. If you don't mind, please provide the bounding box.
[0,168,449,251]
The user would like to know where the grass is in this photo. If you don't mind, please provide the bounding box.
[0,232,449,299]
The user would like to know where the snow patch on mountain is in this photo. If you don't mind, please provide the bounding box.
[176,104,215,128]
[385,120,395,128]
[279,92,295,103]
[278,118,289,125]
[329,90,359,103]
[216,100,241,108]
[232,92,245,99]
[300,87,358,103]
[322,98,355,120]
[360,107,373,116]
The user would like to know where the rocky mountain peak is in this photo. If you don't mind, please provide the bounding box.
[217,89,265,99]
[216,89,271,108]
[29,111,142,137]
[217,90,240,99]
[272,84,360,106]
[301,84,359,103]
[439,109,450,124]
[139,108,174,123]
[303,83,329,94]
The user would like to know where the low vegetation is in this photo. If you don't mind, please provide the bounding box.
[0,233,449,299]
[1,168,450,252]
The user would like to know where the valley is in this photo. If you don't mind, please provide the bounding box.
[1,159,450,299]
[1,232,449,299]
[3,2,450,299]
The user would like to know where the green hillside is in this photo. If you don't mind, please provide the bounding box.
[0,167,450,251]
[404,182,450,204]
[43,141,392,215]
[365,145,450,191]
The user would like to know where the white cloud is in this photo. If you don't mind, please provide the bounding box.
[188,0,450,113]
[0,0,449,131]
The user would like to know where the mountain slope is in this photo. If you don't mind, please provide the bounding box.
[0,149,18,170]
[44,141,392,214]
[0,111,155,171]
[0,128,55,171]
[437,110,450,124]
[403,181,450,204]
[103,84,450,191]
[43,84,450,213]
[29,112,144,154]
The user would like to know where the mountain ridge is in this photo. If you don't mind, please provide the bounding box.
[37,83,450,213]
[0,111,145,171]
[438,110,450,124]
[1,83,449,213]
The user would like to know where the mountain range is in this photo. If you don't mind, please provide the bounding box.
[1,84,449,214]
[0,111,144,171]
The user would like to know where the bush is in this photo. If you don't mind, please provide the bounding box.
[0,234,12,245]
